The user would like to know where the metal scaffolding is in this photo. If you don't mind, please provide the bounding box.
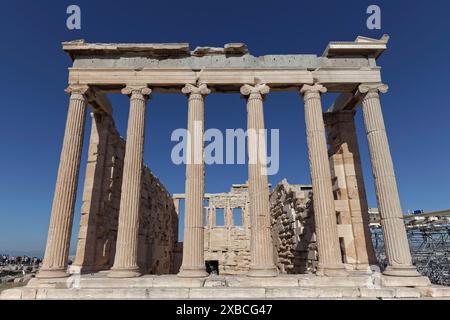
[371,212,450,286]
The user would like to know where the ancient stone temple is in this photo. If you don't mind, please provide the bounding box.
[3,34,450,299]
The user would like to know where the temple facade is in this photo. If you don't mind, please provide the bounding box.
[4,35,447,300]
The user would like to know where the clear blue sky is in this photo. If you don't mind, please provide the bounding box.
[0,0,449,257]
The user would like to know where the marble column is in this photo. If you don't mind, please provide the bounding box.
[241,83,278,277]
[37,85,89,279]
[300,84,346,276]
[178,84,210,278]
[325,111,378,270]
[178,84,211,278]
[109,85,151,278]
[359,83,421,278]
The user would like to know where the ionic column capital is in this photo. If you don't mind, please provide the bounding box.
[240,83,270,100]
[358,83,389,97]
[300,84,327,101]
[182,83,211,97]
[121,85,152,100]
[64,85,90,100]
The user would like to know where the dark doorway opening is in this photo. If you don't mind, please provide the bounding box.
[205,260,219,275]
[339,237,347,263]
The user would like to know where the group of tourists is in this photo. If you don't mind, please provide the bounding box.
[0,254,41,267]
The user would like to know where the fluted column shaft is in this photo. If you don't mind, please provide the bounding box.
[38,85,89,278]
[359,83,419,277]
[300,84,346,276]
[241,83,278,277]
[109,85,151,278]
[178,84,210,278]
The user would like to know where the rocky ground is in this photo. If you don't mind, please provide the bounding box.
[0,266,37,292]
[0,281,28,293]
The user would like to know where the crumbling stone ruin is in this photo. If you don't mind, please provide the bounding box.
[269,180,316,274]
[72,113,178,275]
[174,181,317,276]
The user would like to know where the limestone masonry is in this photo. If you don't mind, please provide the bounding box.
[3,34,450,299]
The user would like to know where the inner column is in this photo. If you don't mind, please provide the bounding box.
[178,84,210,278]
[300,84,346,276]
[241,83,278,277]
[108,85,151,278]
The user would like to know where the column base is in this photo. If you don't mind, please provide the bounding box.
[247,265,279,278]
[36,268,69,279]
[381,265,430,287]
[317,264,348,277]
[177,266,208,278]
[108,267,141,278]
[382,265,422,277]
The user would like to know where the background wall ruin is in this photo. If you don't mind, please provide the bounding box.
[204,184,251,275]
[174,181,318,275]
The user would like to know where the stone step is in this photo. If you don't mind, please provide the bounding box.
[3,286,445,300]
[5,274,448,300]
[297,274,375,287]
[77,275,205,288]
[71,274,376,289]
[27,274,377,289]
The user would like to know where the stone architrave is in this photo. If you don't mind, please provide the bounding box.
[300,84,346,276]
[109,85,151,278]
[358,83,426,283]
[38,85,89,279]
[178,84,210,278]
[240,83,278,277]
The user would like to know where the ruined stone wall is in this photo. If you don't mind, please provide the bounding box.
[269,180,317,274]
[198,182,318,275]
[137,168,178,274]
[73,112,178,274]
[204,185,251,275]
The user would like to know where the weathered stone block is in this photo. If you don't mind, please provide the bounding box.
[381,275,430,288]
[266,287,320,298]
[359,288,395,298]
[189,288,266,299]
[148,288,189,299]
